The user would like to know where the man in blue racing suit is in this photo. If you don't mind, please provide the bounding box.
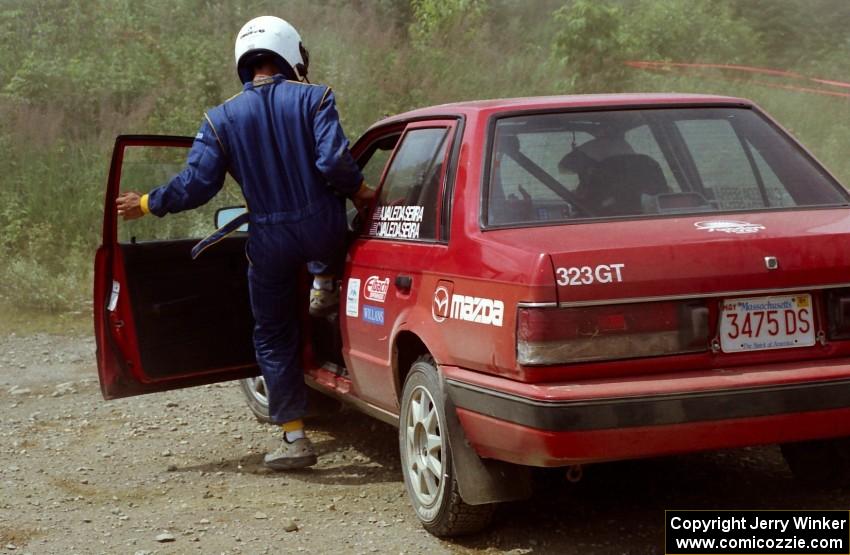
[116,16,375,470]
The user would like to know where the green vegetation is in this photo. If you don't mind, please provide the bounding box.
[1,0,849,314]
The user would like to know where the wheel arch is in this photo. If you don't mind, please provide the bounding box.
[394,330,533,508]
[393,330,432,401]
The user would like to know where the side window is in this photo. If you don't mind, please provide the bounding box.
[676,119,765,210]
[358,134,400,188]
[367,127,449,241]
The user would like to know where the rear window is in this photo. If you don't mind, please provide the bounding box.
[485,108,848,227]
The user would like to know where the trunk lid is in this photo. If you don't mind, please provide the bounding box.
[502,208,850,379]
[495,209,850,304]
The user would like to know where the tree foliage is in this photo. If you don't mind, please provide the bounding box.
[552,0,760,92]
[0,0,848,311]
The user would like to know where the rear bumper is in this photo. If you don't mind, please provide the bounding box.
[443,359,850,467]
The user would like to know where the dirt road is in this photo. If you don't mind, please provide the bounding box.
[2,332,850,554]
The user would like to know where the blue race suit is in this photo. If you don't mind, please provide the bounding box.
[146,74,364,424]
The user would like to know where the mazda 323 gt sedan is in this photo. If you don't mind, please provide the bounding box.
[96,94,850,536]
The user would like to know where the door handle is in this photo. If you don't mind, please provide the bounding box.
[395,275,413,293]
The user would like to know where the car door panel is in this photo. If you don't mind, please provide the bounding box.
[343,120,458,410]
[96,136,259,399]
[120,239,254,379]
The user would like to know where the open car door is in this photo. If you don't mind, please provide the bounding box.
[94,135,258,399]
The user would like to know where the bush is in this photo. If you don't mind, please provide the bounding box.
[0,0,848,316]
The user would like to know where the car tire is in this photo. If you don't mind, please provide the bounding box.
[239,376,340,424]
[240,377,272,423]
[781,437,850,487]
[399,356,494,537]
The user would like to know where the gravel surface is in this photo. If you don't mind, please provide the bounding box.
[3,332,850,554]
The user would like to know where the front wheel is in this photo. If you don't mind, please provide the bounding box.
[240,377,271,423]
[399,356,494,537]
[239,376,341,424]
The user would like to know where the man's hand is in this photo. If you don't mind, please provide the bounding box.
[116,191,145,220]
[352,182,376,213]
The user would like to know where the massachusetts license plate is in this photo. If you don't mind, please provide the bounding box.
[720,294,815,353]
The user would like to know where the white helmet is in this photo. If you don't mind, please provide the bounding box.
[234,16,309,84]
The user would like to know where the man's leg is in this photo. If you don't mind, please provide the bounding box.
[247,248,316,469]
[303,200,347,317]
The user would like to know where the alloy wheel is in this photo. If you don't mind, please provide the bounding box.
[404,385,444,507]
[244,376,268,407]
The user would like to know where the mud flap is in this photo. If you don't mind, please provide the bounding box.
[440,375,532,505]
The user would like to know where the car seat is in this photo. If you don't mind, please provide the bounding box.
[584,154,669,216]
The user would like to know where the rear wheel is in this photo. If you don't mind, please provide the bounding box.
[399,356,494,537]
[781,437,850,487]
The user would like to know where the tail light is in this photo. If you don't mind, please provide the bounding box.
[827,288,850,340]
[517,300,710,365]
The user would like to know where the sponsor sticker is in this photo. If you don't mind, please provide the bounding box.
[364,275,390,303]
[432,288,504,327]
[694,220,765,234]
[368,205,424,240]
[362,305,385,326]
[345,278,361,318]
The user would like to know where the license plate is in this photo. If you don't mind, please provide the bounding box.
[719,294,815,353]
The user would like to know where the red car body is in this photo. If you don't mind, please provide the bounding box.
[96,93,850,531]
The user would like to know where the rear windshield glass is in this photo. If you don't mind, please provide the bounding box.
[485,108,848,227]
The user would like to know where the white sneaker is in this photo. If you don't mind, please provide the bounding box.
[264,437,318,470]
[309,287,338,317]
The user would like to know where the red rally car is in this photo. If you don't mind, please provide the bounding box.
[95,94,850,536]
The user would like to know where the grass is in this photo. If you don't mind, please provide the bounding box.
[3,60,849,335]
[0,302,91,336]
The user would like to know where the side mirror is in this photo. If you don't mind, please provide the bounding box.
[215,206,249,232]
